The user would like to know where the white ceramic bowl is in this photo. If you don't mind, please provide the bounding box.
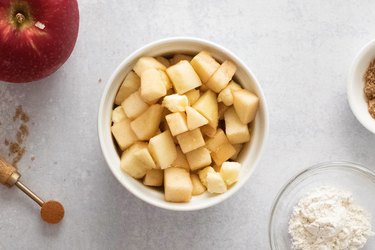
[348,39,375,134]
[98,37,269,211]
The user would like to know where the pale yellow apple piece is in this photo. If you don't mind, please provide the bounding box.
[233,89,259,124]
[230,144,243,160]
[176,128,205,153]
[211,143,236,166]
[190,173,206,196]
[112,106,127,123]
[133,57,166,76]
[140,68,167,103]
[156,56,170,67]
[111,119,138,151]
[121,91,149,119]
[198,166,215,187]
[171,146,190,171]
[218,102,229,120]
[192,90,218,129]
[205,129,229,152]
[169,54,193,65]
[164,167,193,203]
[217,81,242,106]
[184,89,200,105]
[130,104,163,140]
[190,51,220,83]
[134,147,156,169]
[159,70,173,91]
[162,94,189,112]
[114,71,141,105]
[120,142,152,179]
[185,147,212,171]
[200,124,217,138]
[143,169,164,187]
[165,112,188,136]
[224,107,250,144]
[166,60,202,94]
[185,106,208,130]
[206,172,227,194]
[148,131,177,169]
[206,60,237,93]
[220,161,241,186]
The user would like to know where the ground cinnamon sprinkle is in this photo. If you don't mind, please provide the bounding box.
[364,59,375,118]
[2,105,30,166]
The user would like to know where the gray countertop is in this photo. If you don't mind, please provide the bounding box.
[1,0,375,249]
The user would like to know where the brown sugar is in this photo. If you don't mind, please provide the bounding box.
[364,59,375,118]
[40,200,65,224]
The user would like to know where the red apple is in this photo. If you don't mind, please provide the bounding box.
[0,0,79,83]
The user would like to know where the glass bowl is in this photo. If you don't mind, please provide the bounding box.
[269,162,375,249]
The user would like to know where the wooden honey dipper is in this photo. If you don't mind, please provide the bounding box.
[0,157,64,224]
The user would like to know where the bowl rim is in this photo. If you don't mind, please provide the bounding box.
[98,36,269,211]
[348,38,375,134]
[268,161,375,249]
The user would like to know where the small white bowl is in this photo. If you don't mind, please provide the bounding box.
[98,37,269,211]
[348,39,375,134]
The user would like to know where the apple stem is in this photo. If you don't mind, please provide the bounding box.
[15,13,26,24]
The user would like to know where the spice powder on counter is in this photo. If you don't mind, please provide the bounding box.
[364,59,375,118]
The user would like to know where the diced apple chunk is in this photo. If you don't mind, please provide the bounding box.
[185,147,212,171]
[200,124,217,138]
[111,120,138,151]
[169,54,193,65]
[159,70,173,91]
[120,142,152,179]
[143,169,164,187]
[191,173,206,195]
[134,147,156,169]
[220,161,241,186]
[233,89,259,124]
[205,129,236,165]
[211,143,236,166]
[164,167,192,203]
[217,81,242,106]
[130,104,163,140]
[192,90,218,129]
[224,108,250,144]
[156,56,170,67]
[133,57,166,76]
[206,60,237,93]
[198,166,215,187]
[218,102,229,120]
[176,128,205,153]
[165,112,188,136]
[122,91,149,119]
[205,129,229,152]
[231,144,243,160]
[140,68,167,103]
[186,106,208,130]
[190,51,220,83]
[171,146,190,171]
[166,60,202,94]
[184,89,200,105]
[162,94,189,112]
[148,131,177,169]
[112,106,127,123]
[115,71,141,105]
[206,172,227,194]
